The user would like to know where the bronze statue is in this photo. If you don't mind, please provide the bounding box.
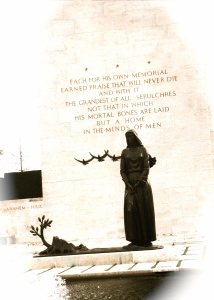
[105,150,121,161]
[120,130,156,247]
[30,215,161,256]
[30,216,88,255]
[89,150,108,162]
[74,157,94,165]
[40,236,88,255]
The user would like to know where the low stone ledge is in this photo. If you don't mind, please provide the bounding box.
[27,247,179,270]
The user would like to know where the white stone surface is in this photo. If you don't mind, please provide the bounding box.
[181,254,203,261]
[83,264,112,273]
[38,267,69,277]
[24,269,49,277]
[37,1,214,247]
[0,1,213,246]
[187,245,205,250]
[133,246,180,263]
[186,249,204,255]
[27,247,181,270]
[1,243,206,279]
[108,263,134,272]
[131,262,155,271]
[27,252,133,270]
[179,259,203,269]
[60,265,91,275]
[155,261,179,269]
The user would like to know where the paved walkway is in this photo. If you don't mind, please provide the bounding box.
[0,241,208,279]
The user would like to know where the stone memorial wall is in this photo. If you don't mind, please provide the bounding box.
[1,1,214,245]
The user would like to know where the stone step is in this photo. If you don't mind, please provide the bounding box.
[27,245,180,270]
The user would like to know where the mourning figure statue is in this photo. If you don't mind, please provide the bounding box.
[120,130,156,247]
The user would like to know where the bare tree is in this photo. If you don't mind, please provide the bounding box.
[12,142,29,172]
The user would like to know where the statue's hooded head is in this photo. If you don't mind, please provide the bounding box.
[125,129,143,148]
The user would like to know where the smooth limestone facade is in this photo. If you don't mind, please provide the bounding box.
[1,1,214,246]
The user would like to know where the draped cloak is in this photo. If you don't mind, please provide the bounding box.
[120,131,156,245]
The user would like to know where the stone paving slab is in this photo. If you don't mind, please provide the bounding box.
[24,268,49,276]
[155,261,179,269]
[179,259,203,269]
[38,267,69,277]
[185,244,205,249]
[60,265,91,275]
[181,254,203,260]
[107,263,134,272]
[131,262,155,270]
[185,249,204,255]
[83,264,113,273]
[175,248,186,254]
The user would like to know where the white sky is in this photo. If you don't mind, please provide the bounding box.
[0,2,60,175]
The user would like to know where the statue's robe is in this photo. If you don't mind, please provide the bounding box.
[120,145,156,246]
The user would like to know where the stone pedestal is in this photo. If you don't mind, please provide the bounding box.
[28,246,179,270]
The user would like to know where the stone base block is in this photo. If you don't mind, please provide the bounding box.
[27,246,180,270]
